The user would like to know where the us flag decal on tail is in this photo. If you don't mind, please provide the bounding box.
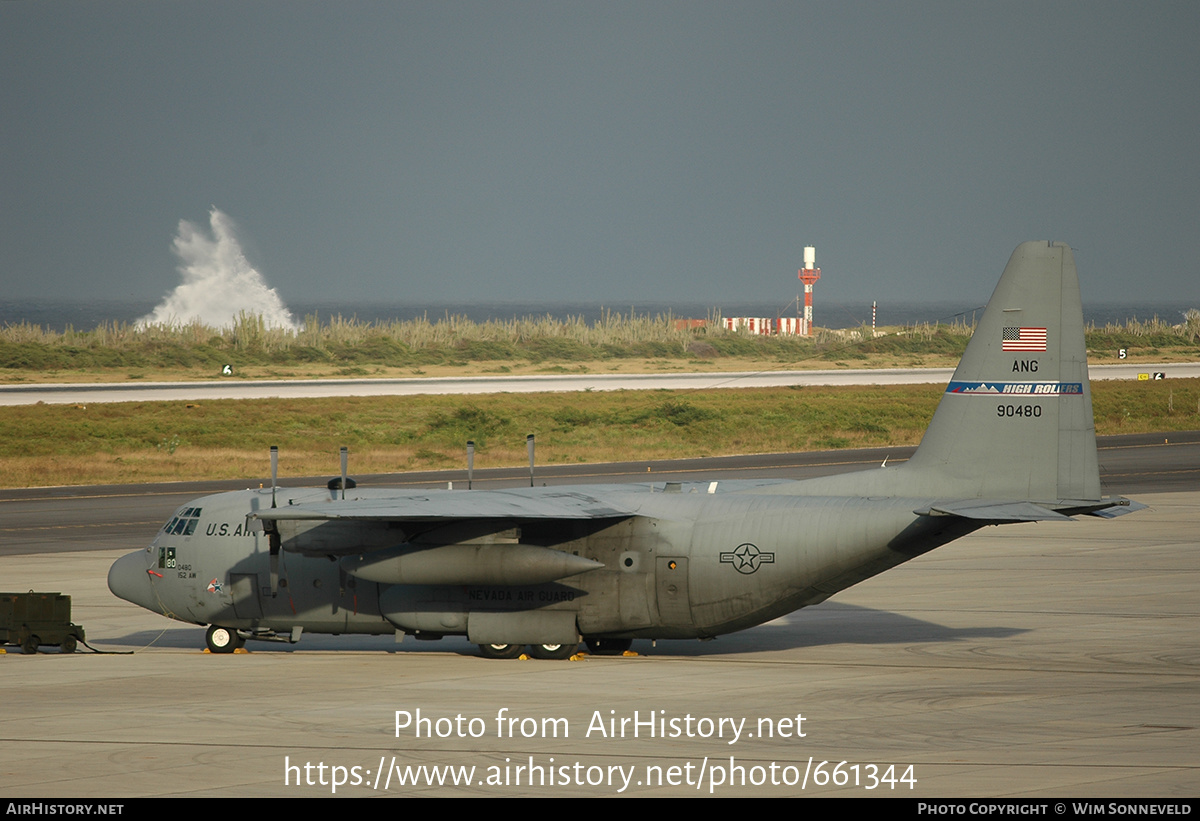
[1002,326,1047,351]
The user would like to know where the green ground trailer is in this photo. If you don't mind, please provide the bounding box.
[0,591,85,654]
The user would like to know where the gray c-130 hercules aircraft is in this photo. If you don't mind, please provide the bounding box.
[108,241,1141,658]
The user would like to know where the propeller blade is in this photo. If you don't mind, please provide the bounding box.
[268,530,280,595]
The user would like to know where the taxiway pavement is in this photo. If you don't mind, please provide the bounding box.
[1,441,1196,797]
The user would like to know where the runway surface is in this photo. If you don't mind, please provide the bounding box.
[2,361,1198,405]
[1,435,1197,797]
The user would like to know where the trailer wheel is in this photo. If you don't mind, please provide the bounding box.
[477,643,524,660]
[59,635,77,654]
[528,643,577,660]
[205,625,242,654]
[21,634,39,655]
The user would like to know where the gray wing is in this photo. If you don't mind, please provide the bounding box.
[250,487,636,584]
[253,488,634,524]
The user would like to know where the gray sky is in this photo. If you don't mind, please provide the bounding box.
[3,1,1197,308]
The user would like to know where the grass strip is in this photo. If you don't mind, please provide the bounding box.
[2,379,1197,488]
[3,310,1198,384]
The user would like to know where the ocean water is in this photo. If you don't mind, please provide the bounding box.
[10,211,1188,334]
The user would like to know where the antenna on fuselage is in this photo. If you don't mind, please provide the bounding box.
[340,446,348,501]
[527,434,535,488]
[270,446,278,508]
[467,440,475,490]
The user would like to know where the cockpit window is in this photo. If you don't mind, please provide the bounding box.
[163,507,202,536]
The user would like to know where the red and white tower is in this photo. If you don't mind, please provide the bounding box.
[798,245,820,336]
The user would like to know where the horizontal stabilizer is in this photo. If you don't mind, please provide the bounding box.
[1074,498,1147,519]
[916,500,1073,521]
[916,496,1144,522]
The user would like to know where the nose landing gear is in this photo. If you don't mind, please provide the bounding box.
[205,625,245,654]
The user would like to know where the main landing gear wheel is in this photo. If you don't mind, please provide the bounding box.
[528,643,578,660]
[584,638,632,656]
[477,643,524,660]
[205,625,244,654]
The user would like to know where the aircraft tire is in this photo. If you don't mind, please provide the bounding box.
[205,625,243,654]
[527,643,577,660]
[477,643,524,660]
[584,638,632,656]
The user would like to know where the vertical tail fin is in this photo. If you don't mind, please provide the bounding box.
[904,241,1101,502]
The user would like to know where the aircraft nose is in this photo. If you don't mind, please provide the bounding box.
[108,550,155,608]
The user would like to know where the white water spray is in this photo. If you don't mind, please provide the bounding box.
[138,208,299,330]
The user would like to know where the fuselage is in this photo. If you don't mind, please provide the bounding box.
[107,476,980,645]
